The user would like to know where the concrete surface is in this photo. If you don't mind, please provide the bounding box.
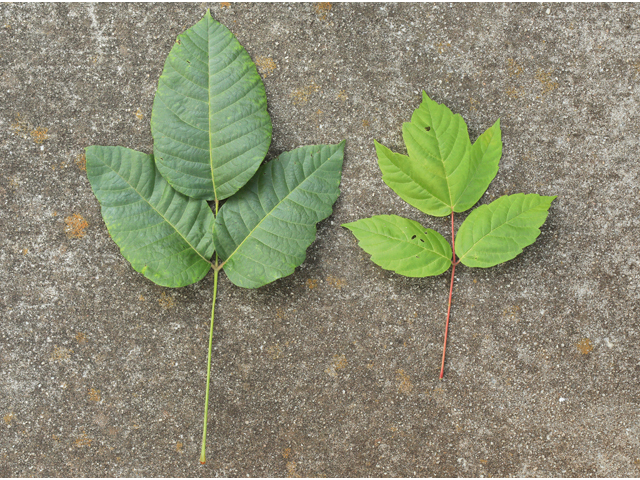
[2,2,640,477]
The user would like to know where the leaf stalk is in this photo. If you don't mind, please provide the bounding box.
[440,211,457,379]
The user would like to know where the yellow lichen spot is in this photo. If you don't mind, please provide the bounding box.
[315,2,331,20]
[65,214,88,239]
[176,441,183,453]
[88,388,101,402]
[336,90,348,102]
[435,41,451,54]
[326,275,346,289]
[282,448,292,459]
[74,431,92,447]
[366,361,374,369]
[325,354,347,377]
[139,295,145,302]
[291,82,320,105]
[507,58,523,77]
[76,332,87,344]
[396,369,414,394]
[75,153,86,171]
[506,86,525,99]
[22,248,28,255]
[50,346,71,362]
[135,108,144,120]
[158,291,175,309]
[220,2,231,8]
[30,127,49,144]
[3,413,14,424]
[535,69,559,94]
[479,459,488,464]
[576,338,593,355]
[266,344,283,360]
[362,119,370,128]
[306,278,318,289]
[255,56,277,78]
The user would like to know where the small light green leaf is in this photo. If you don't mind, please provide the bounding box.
[456,193,556,268]
[375,140,452,217]
[401,92,471,216]
[214,142,345,289]
[151,10,272,201]
[343,215,452,277]
[86,146,215,288]
[454,119,502,212]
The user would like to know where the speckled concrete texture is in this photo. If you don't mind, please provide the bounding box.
[2,2,640,477]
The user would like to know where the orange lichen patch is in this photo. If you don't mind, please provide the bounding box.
[50,346,71,362]
[505,86,525,99]
[266,344,283,360]
[65,214,88,238]
[76,332,87,344]
[326,275,346,289]
[220,2,231,8]
[255,56,277,77]
[306,278,318,289]
[479,459,488,464]
[396,369,414,394]
[286,461,300,478]
[139,295,145,302]
[88,388,101,402]
[576,338,593,355]
[282,447,292,459]
[22,248,28,255]
[176,441,183,453]
[158,291,175,309]
[75,153,87,171]
[536,69,559,94]
[362,119,370,128]
[507,58,523,77]
[336,90,348,102]
[30,127,49,144]
[291,82,320,105]
[3,413,14,424]
[315,2,331,20]
[74,432,92,447]
[135,108,144,120]
[325,354,347,377]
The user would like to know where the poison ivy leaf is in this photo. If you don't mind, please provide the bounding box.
[214,142,345,288]
[456,193,556,268]
[86,146,215,288]
[342,215,452,277]
[454,119,502,212]
[151,10,272,201]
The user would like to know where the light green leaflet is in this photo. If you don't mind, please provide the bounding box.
[86,146,214,288]
[215,142,345,288]
[85,10,345,464]
[343,91,554,378]
[343,215,451,277]
[456,193,556,268]
[151,10,272,201]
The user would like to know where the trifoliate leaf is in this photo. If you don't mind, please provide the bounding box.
[343,215,452,277]
[86,146,215,287]
[214,142,345,288]
[455,193,556,268]
[151,10,272,201]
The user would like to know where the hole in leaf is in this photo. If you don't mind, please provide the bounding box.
[425,126,431,131]
[411,235,417,240]
[420,238,425,243]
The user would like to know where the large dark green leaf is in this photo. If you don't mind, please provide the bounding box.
[151,10,272,201]
[456,193,556,268]
[86,146,214,287]
[343,215,452,277]
[214,142,345,288]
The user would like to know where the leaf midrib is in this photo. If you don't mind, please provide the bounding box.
[206,14,218,204]
[96,154,211,265]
